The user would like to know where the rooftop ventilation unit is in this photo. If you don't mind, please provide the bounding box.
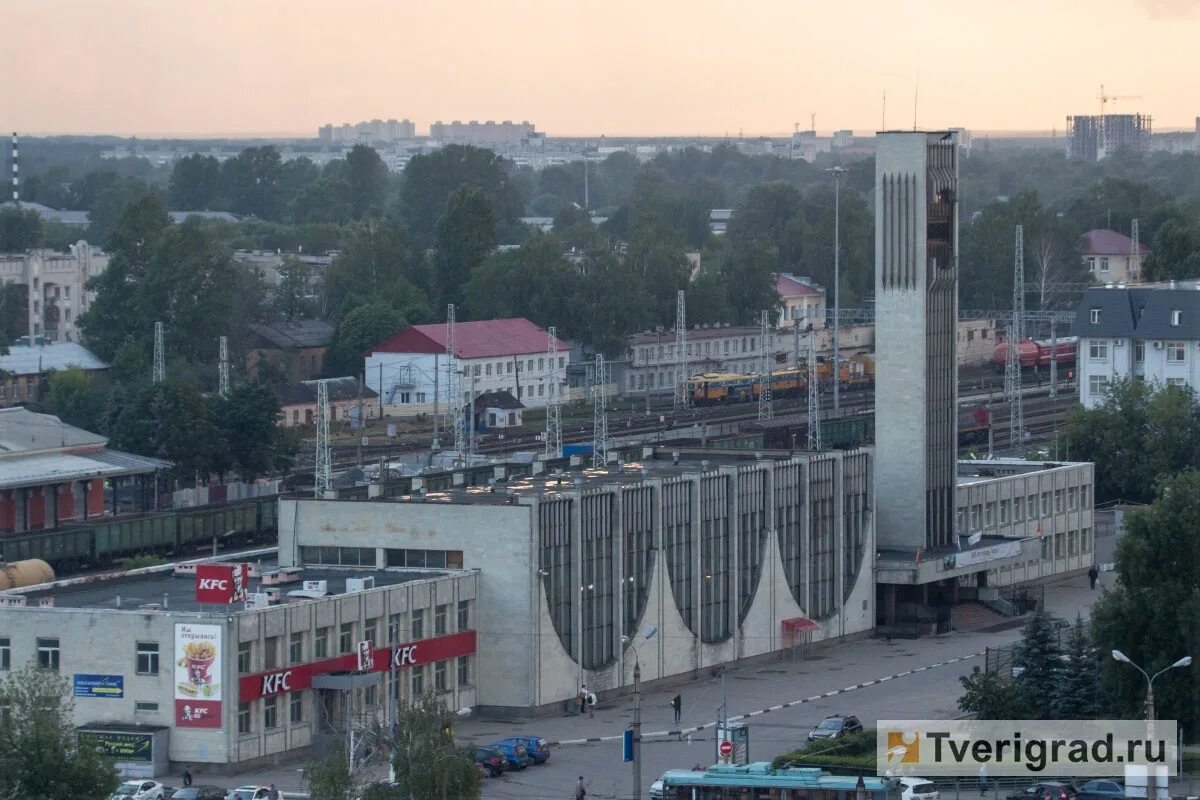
[346,577,375,593]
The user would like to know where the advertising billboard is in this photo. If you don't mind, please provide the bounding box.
[174,623,223,728]
[78,730,154,762]
[72,673,125,699]
[195,563,249,604]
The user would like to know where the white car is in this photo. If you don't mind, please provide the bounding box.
[226,787,271,800]
[649,777,664,800]
[110,781,165,800]
[900,777,941,800]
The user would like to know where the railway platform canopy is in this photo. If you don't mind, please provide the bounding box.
[0,407,169,532]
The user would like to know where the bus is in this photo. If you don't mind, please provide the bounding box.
[660,763,902,800]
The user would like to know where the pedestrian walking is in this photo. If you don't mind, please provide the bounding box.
[978,765,987,796]
[1088,564,1099,590]
[671,694,682,723]
[586,690,596,718]
[182,768,192,788]
[574,775,587,800]
[577,684,588,716]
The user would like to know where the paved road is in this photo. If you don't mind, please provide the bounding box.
[188,574,1107,800]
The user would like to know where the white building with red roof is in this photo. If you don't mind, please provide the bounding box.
[1081,228,1151,284]
[364,317,569,413]
[775,273,826,329]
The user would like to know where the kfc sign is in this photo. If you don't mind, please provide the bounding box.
[259,670,293,695]
[195,564,249,604]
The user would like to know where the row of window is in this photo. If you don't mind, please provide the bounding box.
[470,356,565,378]
[235,657,471,735]
[0,638,163,674]
[1039,528,1094,560]
[237,601,471,673]
[299,546,466,569]
[955,486,1091,533]
[637,336,759,365]
[1090,308,1184,328]
[1089,338,1188,363]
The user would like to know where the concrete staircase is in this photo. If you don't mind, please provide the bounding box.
[950,601,1010,632]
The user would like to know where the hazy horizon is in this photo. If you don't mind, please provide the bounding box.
[3,0,1199,138]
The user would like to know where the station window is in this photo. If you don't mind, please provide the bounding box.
[299,546,376,567]
[1167,341,1186,363]
[264,697,278,729]
[457,600,470,631]
[1041,537,1051,562]
[290,692,303,724]
[136,642,159,675]
[339,623,354,654]
[1068,487,1078,510]
[237,642,251,674]
[1014,496,1024,521]
[0,637,9,671]
[1088,340,1109,360]
[238,702,252,734]
[37,638,60,671]
[264,636,280,670]
[1055,534,1065,559]
[985,503,995,527]
[384,548,464,569]
[1055,490,1064,513]
[135,701,158,713]
[364,685,377,708]
[1081,528,1092,554]
[388,613,404,643]
[364,618,378,646]
[434,605,447,635]
[999,500,1010,524]
[457,656,470,686]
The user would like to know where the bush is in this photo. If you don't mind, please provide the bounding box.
[123,554,168,571]
[771,730,878,773]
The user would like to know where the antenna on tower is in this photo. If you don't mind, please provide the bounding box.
[810,113,816,135]
[446,304,465,465]
[881,91,887,131]
[806,328,821,451]
[152,321,165,383]
[218,336,229,398]
[1130,218,1141,281]
[10,133,18,204]
[757,310,773,421]
[544,326,562,459]
[592,354,609,467]
[1005,225,1025,451]
[673,290,688,410]
[314,379,332,497]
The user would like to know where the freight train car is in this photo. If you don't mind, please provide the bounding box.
[753,402,990,452]
[991,337,1077,372]
[687,355,875,406]
[0,496,278,574]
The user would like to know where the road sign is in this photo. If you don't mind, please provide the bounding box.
[622,728,633,763]
[719,740,734,758]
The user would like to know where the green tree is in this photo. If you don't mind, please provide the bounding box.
[215,383,290,480]
[464,233,581,332]
[957,666,1031,719]
[433,186,496,310]
[43,368,107,430]
[0,664,120,800]
[0,205,44,251]
[306,743,353,800]
[1091,470,1200,732]
[400,145,523,245]
[327,302,405,379]
[169,154,222,210]
[1014,611,1062,715]
[1051,616,1105,719]
[384,693,481,800]
[109,381,221,479]
[272,256,318,320]
[85,175,154,245]
[717,238,780,325]
[344,145,389,219]
[0,282,27,345]
[324,221,427,320]
[287,177,353,226]
[221,147,284,219]
[1144,217,1200,281]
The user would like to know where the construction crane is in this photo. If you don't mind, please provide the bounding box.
[1097,84,1142,117]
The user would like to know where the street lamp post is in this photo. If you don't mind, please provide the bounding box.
[622,627,658,800]
[826,166,846,416]
[1111,650,1191,800]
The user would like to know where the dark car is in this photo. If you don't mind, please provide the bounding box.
[1076,781,1124,800]
[807,714,864,741]
[1007,782,1078,800]
[490,740,534,770]
[500,736,550,764]
[474,746,507,777]
[173,787,227,800]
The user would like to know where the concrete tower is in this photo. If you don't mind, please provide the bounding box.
[874,131,959,551]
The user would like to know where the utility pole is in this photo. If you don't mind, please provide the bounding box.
[1130,218,1141,281]
[1049,322,1058,398]
[807,329,821,450]
[544,326,562,459]
[218,335,229,398]
[592,354,608,467]
[673,290,688,410]
[447,304,465,465]
[792,317,801,368]
[467,369,476,461]
[314,379,331,497]
[1007,225,1026,451]
[152,321,165,384]
[828,165,846,415]
[632,658,641,800]
[356,374,364,468]
[757,310,773,421]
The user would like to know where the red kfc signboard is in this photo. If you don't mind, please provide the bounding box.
[195,563,249,604]
[239,630,476,701]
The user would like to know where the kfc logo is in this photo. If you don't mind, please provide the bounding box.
[195,564,249,603]
[393,645,418,667]
[260,671,293,696]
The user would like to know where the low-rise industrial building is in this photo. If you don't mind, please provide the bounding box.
[0,341,108,407]
[246,320,335,383]
[278,377,377,427]
[0,558,478,774]
[279,447,876,717]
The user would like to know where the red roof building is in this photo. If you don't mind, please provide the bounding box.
[1081,229,1151,284]
[774,273,826,328]
[367,318,569,359]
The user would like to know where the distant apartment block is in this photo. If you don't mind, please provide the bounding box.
[1067,114,1151,161]
[430,120,537,146]
[317,119,416,143]
[0,241,107,343]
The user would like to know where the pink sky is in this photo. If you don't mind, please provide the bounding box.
[2,0,1198,138]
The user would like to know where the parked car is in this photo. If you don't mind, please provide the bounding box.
[1007,782,1078,800]
[490,740,534,770]
[162,788,178,800]
[1076,781,1124,800]
[110,782,166,800]
[807,714,864,741]
[899,777,940,800]
[226,787,271,800]
[499,736,550,764]
[650,776,665,800]
[173,787,226,800]
[474,746,507,777]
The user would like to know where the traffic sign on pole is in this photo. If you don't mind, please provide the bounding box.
[623,728,634,763]
[719,740,733,758]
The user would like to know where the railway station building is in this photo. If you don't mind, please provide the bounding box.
[0,558,479,774]
[278,447,877,717]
